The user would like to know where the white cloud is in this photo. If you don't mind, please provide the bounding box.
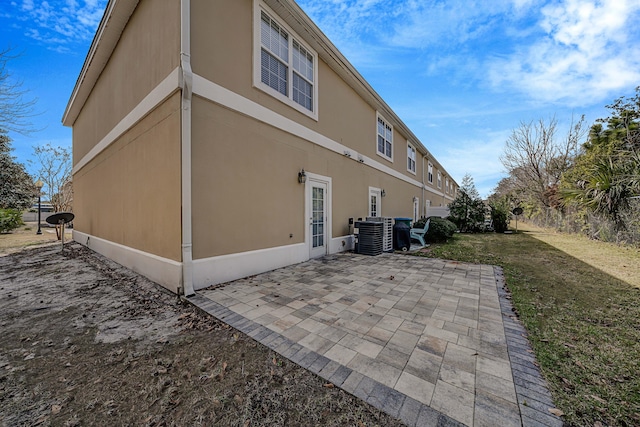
[12,0,107,51]
[388,0,520,48]
[301,0,537,50]
[21,0,34,11]
[487,0,640,106]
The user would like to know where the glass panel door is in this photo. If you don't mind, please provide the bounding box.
[369,188,381,218]
[310,181,327,258]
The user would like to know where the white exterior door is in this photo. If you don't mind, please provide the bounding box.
[369,187,382,217]
[309,180,328,258]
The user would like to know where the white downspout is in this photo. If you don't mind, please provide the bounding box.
[421,154,427,218]
[180,0,195,296]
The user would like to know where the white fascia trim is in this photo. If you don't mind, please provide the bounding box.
[425,187,446,198]
[73,230,183,294]
[192,74,424,190]
[72,67,182,175]
[192,243,308,290]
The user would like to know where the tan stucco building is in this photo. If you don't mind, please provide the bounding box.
[63,0,458,296]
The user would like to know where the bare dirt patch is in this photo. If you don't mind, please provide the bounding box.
[0,243,402,426]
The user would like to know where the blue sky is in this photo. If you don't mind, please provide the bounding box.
[2,0,640,197]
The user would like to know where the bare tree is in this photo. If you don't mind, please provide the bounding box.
[31,144,72,213]
[0,48,38,135]
[500,115,586,208]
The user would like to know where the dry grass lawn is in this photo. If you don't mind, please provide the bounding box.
[0,222,72,255]
[521,223,640,288]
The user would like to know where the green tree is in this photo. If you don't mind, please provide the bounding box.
[0,130,34,210]
[448,174,486,232]
[562,88,640,233]
[488,197,511,233]
[563,157,632,231]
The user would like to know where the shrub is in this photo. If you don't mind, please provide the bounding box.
[490,203,510,233]
[414,216,457,243]
[0,209,24,233]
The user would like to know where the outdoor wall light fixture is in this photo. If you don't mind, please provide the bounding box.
[298,169,307,184]
[343,150,351,158]
[381,189,386,197]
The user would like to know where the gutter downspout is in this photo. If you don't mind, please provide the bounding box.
[422,154,427,218]
[180,0,195,297]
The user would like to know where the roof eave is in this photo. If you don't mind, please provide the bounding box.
[62,0,139,127]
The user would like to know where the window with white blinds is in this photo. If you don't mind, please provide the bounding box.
[256,5,317,118]
[407,142,416,174]
[377,114,393,161]
[260,13,288,96]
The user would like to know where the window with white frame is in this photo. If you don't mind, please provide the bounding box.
[428,162,433,183]
[255,3,318,118]
[407,143,416,174]
[446,177,450,194]
[437,171,442,189]
[377,114,393,161]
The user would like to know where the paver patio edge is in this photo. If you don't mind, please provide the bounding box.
[494,266,564,427]
[188,294,465,427]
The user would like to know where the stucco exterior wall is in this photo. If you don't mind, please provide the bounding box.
[190,0,427,184]
[191,97,427,260]
[72,0,180,164]
[73,93,182,262]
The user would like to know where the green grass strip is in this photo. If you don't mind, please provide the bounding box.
[414,223,640,426]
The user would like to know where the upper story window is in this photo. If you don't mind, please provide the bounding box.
[437,171,442,189]
[254,3,318,119]
[376,114,393,161]
[428,162,433,183]
[407,143,416,174]
[446,177,450,194]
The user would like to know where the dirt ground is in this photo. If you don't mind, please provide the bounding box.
[0,234,403,426]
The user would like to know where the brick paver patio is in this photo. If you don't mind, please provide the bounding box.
[189,253,563,427]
